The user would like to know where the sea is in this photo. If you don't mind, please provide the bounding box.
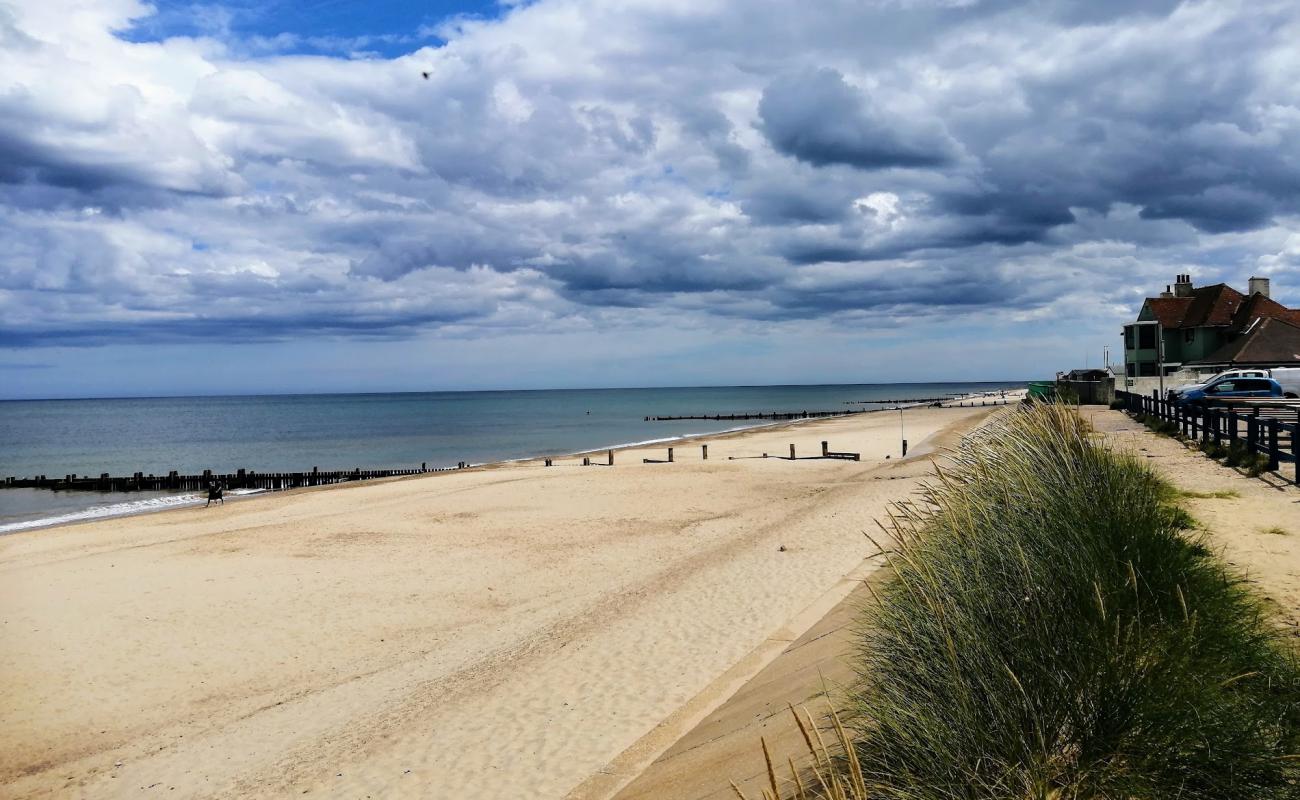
[0,382,1023,533]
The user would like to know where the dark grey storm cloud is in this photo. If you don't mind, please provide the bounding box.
[1,0,1299,350]
[758,68,957,170]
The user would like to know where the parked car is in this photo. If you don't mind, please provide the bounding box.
[1167,368,1272,400]
[1175,376,1283,406]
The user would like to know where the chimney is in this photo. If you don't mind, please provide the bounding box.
[1172,273,1193,298]
[1248,276,1270,298]
[1159,284,1173,299]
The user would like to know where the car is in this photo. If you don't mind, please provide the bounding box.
[1175,376,1283,406]
[1167,368,1273,400]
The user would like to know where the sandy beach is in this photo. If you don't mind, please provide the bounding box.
[0,404,999,799]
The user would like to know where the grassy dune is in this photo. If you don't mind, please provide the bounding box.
[747,404,1300,800]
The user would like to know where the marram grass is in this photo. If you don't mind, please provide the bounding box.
[744,403,1300,800]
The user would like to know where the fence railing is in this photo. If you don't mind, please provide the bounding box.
[1115,390,1299,484]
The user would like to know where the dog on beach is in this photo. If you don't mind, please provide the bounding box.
[206,482,224,507]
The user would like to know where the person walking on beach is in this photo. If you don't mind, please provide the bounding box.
[206,480,224,507]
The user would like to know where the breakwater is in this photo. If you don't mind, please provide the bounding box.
[644,409,866,422]
[3,463,466,493]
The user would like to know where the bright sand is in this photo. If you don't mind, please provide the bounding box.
[0,404,999,799]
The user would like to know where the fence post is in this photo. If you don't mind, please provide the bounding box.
[1247,409,1259,457]
[1267,419,1280,472]
[702,444,708,460]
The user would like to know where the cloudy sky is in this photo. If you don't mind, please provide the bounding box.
[2,0,1298,398]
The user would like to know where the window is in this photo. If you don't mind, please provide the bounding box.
[1238,379,1268,391]
[1124,326,1135,349]
[1209,381,1235,393]
[1138,325,1156,349]
[1139,362,1158,377]
[1184,328,1195,343]
[1125,362,1135,377]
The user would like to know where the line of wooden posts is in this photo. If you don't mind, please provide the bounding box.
[3,463,470,493]
[540,439,862,467]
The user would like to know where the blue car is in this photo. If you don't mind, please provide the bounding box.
[1176,376,1283,406]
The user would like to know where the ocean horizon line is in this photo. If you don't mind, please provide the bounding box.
[0,378,1031,404]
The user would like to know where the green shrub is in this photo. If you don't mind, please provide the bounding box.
[1224,441,1251,467]
[1246,453,1274,477]
[1200,440,1227,459]
[837,404,1300,800]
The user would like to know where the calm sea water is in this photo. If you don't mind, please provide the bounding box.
[0,383,1021,532]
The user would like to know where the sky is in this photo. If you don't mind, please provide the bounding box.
[2,0,1299,398]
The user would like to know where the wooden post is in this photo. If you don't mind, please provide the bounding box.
[667,447,674,463]
[821,441,829,457]
[583,457,590,466]
[607,449,614,466]
[701,444,707,460]
[902,439,908,457]
[789,443,796,460]
[1267,419,1280,472]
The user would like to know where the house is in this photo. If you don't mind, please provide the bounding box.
[1122,274,1300,380]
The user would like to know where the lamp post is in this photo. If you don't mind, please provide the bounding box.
[1157,322,1165,398]
[899,406,907,457]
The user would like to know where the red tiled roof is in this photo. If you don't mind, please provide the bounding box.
[1229,291,1297,330]
[1145,297,1192,327]
[1182,283,1245,327]
[1142,283,1245,329]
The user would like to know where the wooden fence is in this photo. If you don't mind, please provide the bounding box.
[1115,390,1299,483]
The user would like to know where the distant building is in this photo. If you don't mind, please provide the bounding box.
[1122,274,1300,379]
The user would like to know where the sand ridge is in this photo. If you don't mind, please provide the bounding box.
[1,404,999,799]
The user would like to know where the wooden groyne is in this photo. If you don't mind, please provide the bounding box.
[645,409,866,422]
[3,463,465,493]
[844,396,952,405]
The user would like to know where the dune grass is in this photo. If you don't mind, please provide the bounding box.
[745,403,1300,800]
